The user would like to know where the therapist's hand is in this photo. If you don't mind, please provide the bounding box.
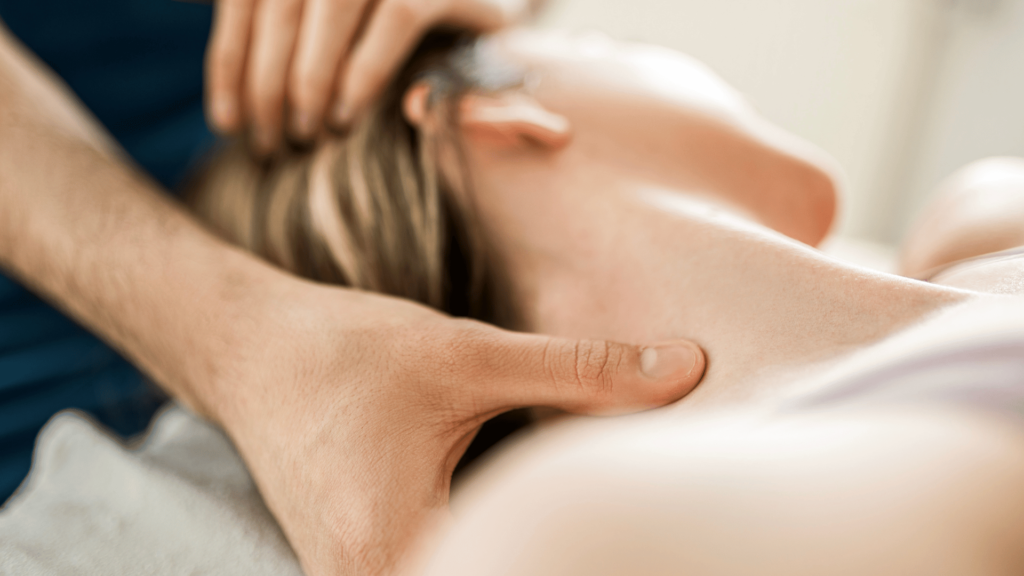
[217,284,705,576]
[0,20,700,576]
[205,0,541,154]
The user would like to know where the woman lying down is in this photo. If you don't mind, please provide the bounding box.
[186,28,1024,575]
[8,28,1024,576]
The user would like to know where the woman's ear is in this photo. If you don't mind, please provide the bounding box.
[402,82,572,150]
[403,82,432,128]
[459,92,572,150]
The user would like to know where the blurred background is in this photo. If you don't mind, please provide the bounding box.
[538,0,1024,247]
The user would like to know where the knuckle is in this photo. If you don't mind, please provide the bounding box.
[573,340,617,398]
[395,319,496,418]
[439,319,494,374]
[543,339,618,403]
[289,67,332,107]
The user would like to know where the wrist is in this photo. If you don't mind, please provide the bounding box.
[179,249,302,427]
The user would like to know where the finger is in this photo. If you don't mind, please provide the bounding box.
[439,0,510,31]
[206,0,257,133]
[458,329,706,417]
[287,0,368,140]
[245,0,303,155]
[329,0,438,127]
[332,0,524,127]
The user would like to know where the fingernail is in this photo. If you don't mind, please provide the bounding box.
[640,343,699,380]
[290,110,315,141]
[331,100,351,128]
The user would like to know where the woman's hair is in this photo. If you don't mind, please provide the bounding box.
[186,32,522,325]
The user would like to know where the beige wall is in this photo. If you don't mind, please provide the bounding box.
[899,0,1024,238]
[537,0,1024,243]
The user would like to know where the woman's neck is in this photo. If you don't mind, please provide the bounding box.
[491,175,969,410]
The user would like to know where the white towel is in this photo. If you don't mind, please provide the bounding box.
[0,406,303,575]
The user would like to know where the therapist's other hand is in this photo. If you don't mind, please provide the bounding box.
[218,285,704,576]
[205,0,536,154]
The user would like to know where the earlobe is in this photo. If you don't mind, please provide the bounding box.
[460,93,573,150]
[403,82,432,127]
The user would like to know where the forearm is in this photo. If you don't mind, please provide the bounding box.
[0,24,288,422]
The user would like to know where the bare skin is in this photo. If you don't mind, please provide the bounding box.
[902,157,1024,280]
[206,0,549,152]
[396,30,1024,574]
[0,22,709,576]
[425,404,1024,576]
[409,29,967,412]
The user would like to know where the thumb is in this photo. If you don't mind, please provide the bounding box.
[465,330,706,416]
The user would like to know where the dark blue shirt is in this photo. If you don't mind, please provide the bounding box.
[0,0,214,502]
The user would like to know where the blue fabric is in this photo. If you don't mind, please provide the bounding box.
[0,0,214,502]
